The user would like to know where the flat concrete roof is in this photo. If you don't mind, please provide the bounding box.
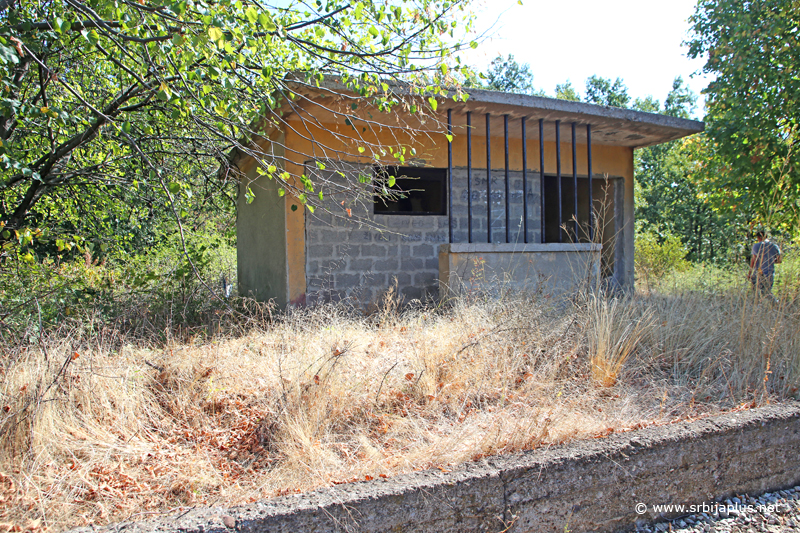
[444,88,704,148]
[283,80,704,149]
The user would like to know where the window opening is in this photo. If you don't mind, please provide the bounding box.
[543,174,593,243]
[373,166,447,216]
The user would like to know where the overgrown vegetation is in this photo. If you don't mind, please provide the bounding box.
[1,272,799,531]
[1,1,799,530]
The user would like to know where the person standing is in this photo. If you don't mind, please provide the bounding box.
[748,230,782,301]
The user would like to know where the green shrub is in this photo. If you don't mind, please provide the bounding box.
[0,226,242,342]
[635,228,690,281]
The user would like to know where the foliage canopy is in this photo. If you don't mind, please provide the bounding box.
[688,0,800,233]
[0,0,475,258]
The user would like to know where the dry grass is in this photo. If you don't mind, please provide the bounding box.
[1,287,799,532]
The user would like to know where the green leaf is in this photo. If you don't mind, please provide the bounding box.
[87,29,100,45]
[245,6,258,24]
[470,41,478,49]
[258,13,276,32]
[208,26,224,42]
[358,146,365,153]
[291,204,298,211]
[0,44,19,65]
[428,97,438,111]
[388,176,396,187]
[245,186,255,204]
[168,182,181,194]
[445,134,453,143]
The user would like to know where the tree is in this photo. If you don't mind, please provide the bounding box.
[554,80,580,102]
[584,75,630,108]
[688,0,800,234]
[0,0,475,256]
[483,54,543,95]
[633,77,735,262]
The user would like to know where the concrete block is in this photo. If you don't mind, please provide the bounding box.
[415,271,437,287]
[360,244,387,258]
[413,244,434,257]
[411,217,435,229]
[374,258,399,271]
[401,257,424,270]
[377,216,411,228]
[336,244,354,257]
[307,244,333,258]
[390,272,411,287]
[320,229,345,242]
[335,273,361,289]
[349,258,375,272]
[401,285,423,300]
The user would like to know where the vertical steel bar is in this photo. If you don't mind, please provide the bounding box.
[467,112,473,243]
[486,113,492,243]
[539,118,545,244]
[587,124,593,242]
[504,115,510,243]
[447,109,453,244]
[555,119,562,243]
[572,122,578,240]
[522,117,528,244]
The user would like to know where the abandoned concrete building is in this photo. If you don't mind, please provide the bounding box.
[233,86,704,307]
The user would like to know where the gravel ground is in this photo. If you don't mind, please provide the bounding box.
[636,486,800,532]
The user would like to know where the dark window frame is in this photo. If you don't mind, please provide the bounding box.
[373,166,448,216]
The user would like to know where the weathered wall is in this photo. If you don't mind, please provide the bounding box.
[74,402,800,533]
[439,243,602,298]
[237,134,289,307]
[303,166,561,303]
[304,164,448,303]
[237,114,636,305]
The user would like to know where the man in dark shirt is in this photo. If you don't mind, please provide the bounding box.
[748,230,782,301]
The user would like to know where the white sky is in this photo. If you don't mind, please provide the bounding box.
[460,0,712,117]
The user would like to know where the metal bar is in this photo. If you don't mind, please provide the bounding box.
[467,112,473,243]
[522,117,528,244]
[555,119,562,243]
[447,108,453,244]
[504,114,510,243]
[486,113,492,244]
[587,124,593,242]
[572,122,578,240]
[539,118,545,244]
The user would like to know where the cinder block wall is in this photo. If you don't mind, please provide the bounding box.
[304,164,541,304]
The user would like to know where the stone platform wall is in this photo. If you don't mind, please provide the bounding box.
[75,403,800,533]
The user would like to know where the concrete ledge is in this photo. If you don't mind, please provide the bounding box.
[443,243,602,254]
[439,244,601,297]
[72,403,800,533]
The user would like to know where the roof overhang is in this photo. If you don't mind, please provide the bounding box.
[443,88,704,148]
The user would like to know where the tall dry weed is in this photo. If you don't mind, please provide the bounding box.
[0,286,798,531]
